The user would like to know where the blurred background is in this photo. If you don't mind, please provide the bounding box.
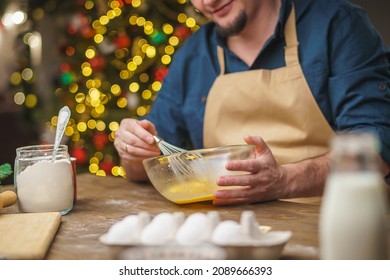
[0,0,389,184]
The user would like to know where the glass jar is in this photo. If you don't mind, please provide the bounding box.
[319,133,389,259]
[14,144,74,215]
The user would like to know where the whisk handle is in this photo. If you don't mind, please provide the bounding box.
[153,135,163,144]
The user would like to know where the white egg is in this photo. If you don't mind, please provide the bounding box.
[211,220,245,245]
[176,212,210,245]
[106,215,140,244]
[140,212,176,245]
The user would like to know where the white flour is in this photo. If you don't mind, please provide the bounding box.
[16,159,73,213]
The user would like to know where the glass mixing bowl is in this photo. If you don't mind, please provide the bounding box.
[143,144,255,204]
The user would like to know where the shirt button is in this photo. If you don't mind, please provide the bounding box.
[378,83,387,92]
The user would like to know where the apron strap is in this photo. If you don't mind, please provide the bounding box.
[217,46,226,75]
[284,3,300,66]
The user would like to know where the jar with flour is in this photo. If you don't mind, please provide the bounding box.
[14,144,74,215]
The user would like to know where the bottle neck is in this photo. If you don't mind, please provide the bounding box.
[330,152,381,173]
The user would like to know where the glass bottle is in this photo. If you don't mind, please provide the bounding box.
[319,133,388,259]
[14,144,74,215]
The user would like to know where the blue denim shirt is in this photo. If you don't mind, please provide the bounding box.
[146,0,390,163]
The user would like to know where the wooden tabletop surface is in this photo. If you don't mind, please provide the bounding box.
[3,173,389,260]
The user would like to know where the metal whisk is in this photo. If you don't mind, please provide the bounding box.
[153,135,209,179]
[153,135,186,155]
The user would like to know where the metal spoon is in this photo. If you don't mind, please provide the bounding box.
[52,106,71,161]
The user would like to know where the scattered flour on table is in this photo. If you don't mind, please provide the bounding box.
[105,199,130,206]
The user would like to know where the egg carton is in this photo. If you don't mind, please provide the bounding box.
[100,211,292,250]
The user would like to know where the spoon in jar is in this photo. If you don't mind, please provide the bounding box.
[52,106,71,162]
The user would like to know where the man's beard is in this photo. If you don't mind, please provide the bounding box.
[216,11,247,37]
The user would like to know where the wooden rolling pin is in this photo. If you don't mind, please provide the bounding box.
[0,190,17,211]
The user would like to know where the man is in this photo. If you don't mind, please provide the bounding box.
[114,0,390,205]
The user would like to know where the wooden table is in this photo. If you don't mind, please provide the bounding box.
[4,173,389,260]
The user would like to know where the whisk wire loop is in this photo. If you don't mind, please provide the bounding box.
[153,135,210,179]
[153,135,186,155]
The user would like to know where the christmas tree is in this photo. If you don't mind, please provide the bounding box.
[7,0,205,177]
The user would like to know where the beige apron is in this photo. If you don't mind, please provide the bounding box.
[203,4,334,164]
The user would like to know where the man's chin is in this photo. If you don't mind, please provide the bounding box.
[215,12,247,37]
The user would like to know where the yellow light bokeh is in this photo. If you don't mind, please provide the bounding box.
[161,54,172,65]
[113,8,122,16]
[144,21,154,33]
[129,82,140,93]
[168,36,179,46]
[85,0,94,9]
[77,122,87,132]
[10,72,22,85]
[139,73,149,83]
[111,84,121,95]
[99,15,109,25]
[96,121,106,131]
[91,98,100,107]
[109,131,115,142]
[85,48,96,59]
[152,81,162,91]
[112,165,126,177]
[51,116,58,126]
[65,126,74,136]
[164,45,175,55]
[96,26,107,35]
[136,106,147,117]
[14,92,25,105]
[132,0,142,8]
[109,121,119,131]
[25,94,37,108]
[94,34,104,44]
[87,119,97,129]
[95,104,105,114]
[89,88,100,99]
[127,61,137,71]
[92,20,101,29]
[89,163,99,173]
[110,0,120,9]
[95,151,104,160]
[177,13,187,23]
[162,23,174,34]
[72,133,80,142]
[136,17,146,27]
[90,157,99,165]
[82,67,93,77]
[75,93,86,103]
[142,89,152,100]
[185,17,196,28]
[146,46,156,58]
[129,15,138,25]
[133,55,143,65]
[120,70,131,80]
[107,10,116,19]
[96,170,106,176]
[69,84,79,93]
[117,97,127,108]
[21,68,34,81]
